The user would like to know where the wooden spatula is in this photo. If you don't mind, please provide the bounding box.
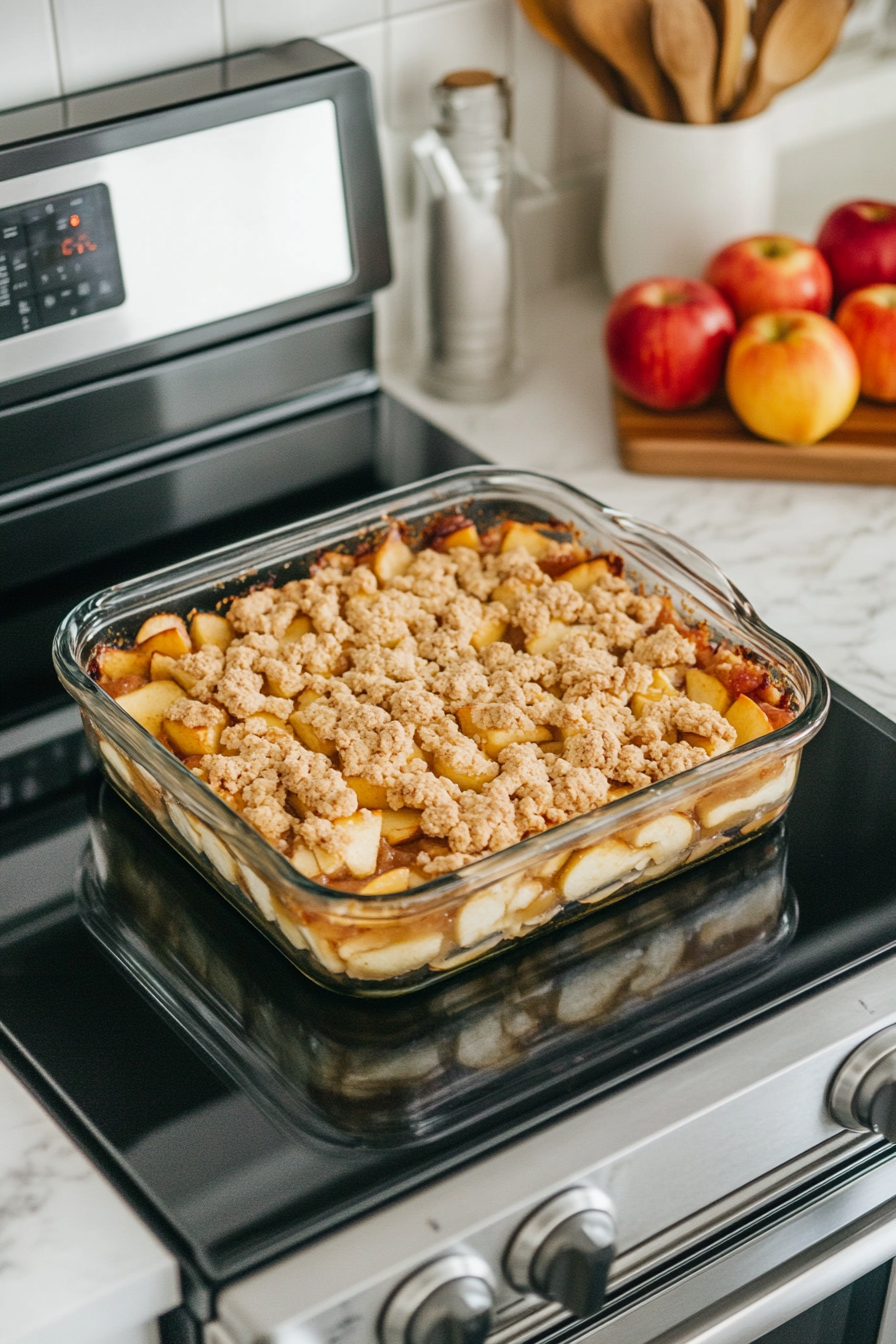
[568,0,680,120]
[713,0,749,115]
[519,0,631,107]
[651,0,718,124]
[733,0,852,119]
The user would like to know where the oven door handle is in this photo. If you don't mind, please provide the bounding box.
[655,1195,896,1344]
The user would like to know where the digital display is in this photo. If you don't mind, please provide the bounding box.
[0,183,124,342]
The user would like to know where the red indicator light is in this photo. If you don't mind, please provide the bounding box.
[69,214,80,227]
[61,232,97,257]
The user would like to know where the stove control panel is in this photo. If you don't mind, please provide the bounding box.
[830,1024,896,1142]
[504,1187,617,1318]
[0,184,124,341]
[374,1189,617,1344]
[380,1254,497,1344]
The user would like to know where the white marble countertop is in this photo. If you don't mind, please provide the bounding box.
[382,272,896,725]
[0,1064,179,1344]
[2,272,894,1344]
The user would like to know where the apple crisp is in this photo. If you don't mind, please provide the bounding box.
[91,516,795,906]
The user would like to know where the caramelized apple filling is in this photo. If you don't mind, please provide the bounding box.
[90,517,797,979]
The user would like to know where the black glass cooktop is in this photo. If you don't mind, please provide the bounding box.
[0,685,895,1300]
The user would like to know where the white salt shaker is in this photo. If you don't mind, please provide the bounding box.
[413,71,514,403]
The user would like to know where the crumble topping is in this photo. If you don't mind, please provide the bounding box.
[95,516,794,894]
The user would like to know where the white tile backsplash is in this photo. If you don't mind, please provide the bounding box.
[4,0,629,379]
[387,0,455,14]
[8,0,607,235]
[223,0,384,50]
[510,4,560,177]
[0,0,60,110]
[387,0,510,130]
[53,0,224,93]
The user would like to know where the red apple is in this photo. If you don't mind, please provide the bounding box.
[726,310,860,445]
[704,235,832,324]
[817,200,896,302]
[836,284,896,402]
[604,278,736,410]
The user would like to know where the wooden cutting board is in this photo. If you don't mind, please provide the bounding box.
[615,390,896,484]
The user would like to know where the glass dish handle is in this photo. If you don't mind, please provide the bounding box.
[610,512,759,624]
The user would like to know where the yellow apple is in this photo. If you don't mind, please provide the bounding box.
[280,615,313,643]
[726,310,860,446]
[725,694,772,746]
[557,557,611,593]
[470,608,507,650]
[441,523,479,550]
[360,869,411,895]
[685,668,732,715]
[345,777,390,808]
[380,809,423,844]
[163,707,228,756]
[311,810,382,878]
[525,620,572,657]
[94,645,150,679]
[190,612,234,650]
[500,521,552,557]
[372,528,413,582]
[289,690,336,755]
[116,679,184,738]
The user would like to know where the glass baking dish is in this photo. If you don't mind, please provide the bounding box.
[79,778,795,1146]
[54,467,828,995]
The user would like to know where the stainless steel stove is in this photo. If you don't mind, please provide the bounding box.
[2,684,896,1344]
[2,36,896,1344]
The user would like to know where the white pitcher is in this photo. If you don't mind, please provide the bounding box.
[602,106,776,294]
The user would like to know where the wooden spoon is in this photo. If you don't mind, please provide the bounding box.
[515,0,631,107]
[732,0,852,119]
[714,0,749,115]
[568,0,680,120]
[650,0,718,124]
[751,0,783,46]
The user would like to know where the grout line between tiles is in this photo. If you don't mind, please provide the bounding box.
[47,0,66,99]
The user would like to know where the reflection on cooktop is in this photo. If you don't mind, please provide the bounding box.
[0,685,894,1285]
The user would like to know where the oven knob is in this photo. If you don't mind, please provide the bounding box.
[379,1254,496,1344]
[504,1188,616,1318]
[830,1024,896,1142]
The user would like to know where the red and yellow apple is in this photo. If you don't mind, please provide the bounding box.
[836,284,896,402]
[604,277,736,410]
[725,310,860,445]
[817,200,896,302]
[705,235,832,324]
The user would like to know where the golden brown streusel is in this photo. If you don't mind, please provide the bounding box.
[96,518,792,890]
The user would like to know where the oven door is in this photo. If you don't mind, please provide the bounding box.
[710,1259,896,1344]
[558,1159,896,1344]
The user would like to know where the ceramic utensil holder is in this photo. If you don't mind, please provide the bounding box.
[602,106,776,293]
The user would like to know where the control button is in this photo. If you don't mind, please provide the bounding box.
[15,296,39,333]
[380,1254,496,1344]
[40,287,80,324]
[23,200,56,226]
[1,221,23,244]
[830,1024,896,1142]
[34,260,69,288]
[10,249,31,295]
[505,1187,617,1318]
